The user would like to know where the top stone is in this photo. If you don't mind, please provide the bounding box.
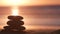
[8,16,23,21]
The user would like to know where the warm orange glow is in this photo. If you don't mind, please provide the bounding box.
[0,0,60,6]
[11,7,19,16]
[2,0,22,6]
[0,0,29,6]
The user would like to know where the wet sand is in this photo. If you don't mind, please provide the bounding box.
[0,25,60,34]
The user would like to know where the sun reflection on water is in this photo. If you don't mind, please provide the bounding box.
[11,6,19,16]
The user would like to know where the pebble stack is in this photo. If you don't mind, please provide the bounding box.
[3,16,25,32]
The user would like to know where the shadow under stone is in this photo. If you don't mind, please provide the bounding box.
[0,30,27,34]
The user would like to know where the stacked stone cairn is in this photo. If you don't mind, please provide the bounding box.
[3,16,25,32]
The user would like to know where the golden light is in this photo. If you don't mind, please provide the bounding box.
[11,7,19,16]
[0,0,29,6]
[6,0,20,6]
[1,0,22,6]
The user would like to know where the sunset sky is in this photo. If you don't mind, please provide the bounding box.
[0,0,60,27]
[0,0,60,6]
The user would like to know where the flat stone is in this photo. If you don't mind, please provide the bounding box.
[4,26,26,31]
[8,16,23,21]
[7,21,24,26]
[17,26,25,31]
